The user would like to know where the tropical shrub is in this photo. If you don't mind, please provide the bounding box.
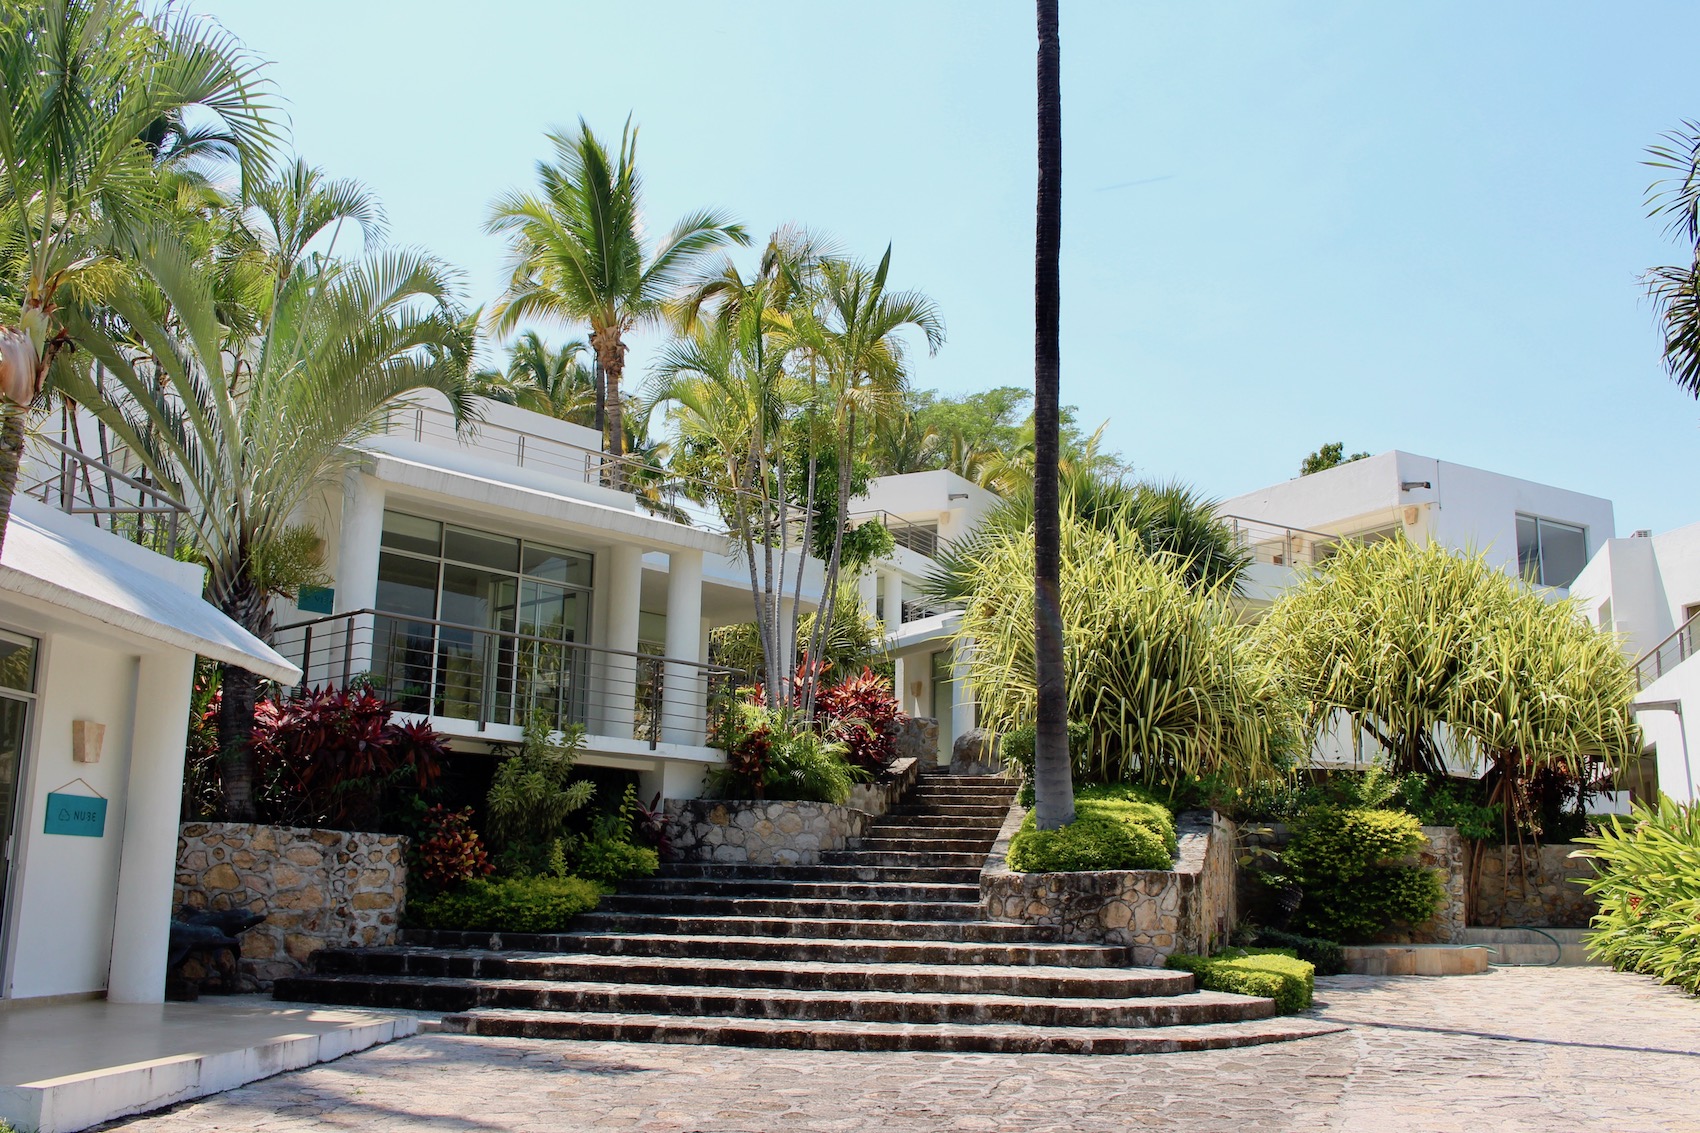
[1001,720,1089,807]
[1165,949,1315,1014]
[1578,798,1700,992]
[816,667,905,774]
[407,875,603,933]
[1250,929,1347,976]
[959,512,1297,791]
[485,720,596,876]
[1007,785,1178,872]
[709,704,864,803]
[249,685,447,831]
[1283,806,1444,942]
[411,805,494,891]
[574,786,661,885]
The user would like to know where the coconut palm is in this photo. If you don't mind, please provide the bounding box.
[1644,121,1700,398]
[1032,0,1073,829]
[485,118,747,472]
[473,331,597,425]
[0,0,273,552]
[56,224,476,820]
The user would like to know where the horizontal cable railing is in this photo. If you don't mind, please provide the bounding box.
[1633,610,1700,691]
[851,510,940,558]
[1220,515,1337,569]
[271,608,743,750]
[19,433,187,556]
[900,598,953,624]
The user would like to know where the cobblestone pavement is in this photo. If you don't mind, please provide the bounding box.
[103,967,1700,1132]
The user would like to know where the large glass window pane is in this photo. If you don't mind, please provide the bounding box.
[0,696,28,931]
[1516,515,1541,584]
[0,630,37,693]
[438,566,517,722]
[1537,520,1587,589]
[522,542,593,588]
[376,553,439,619]
[381,512,441,557]
[444,526,520,573]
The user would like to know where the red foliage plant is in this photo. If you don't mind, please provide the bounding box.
[413,804,494,889]
[815,668,906,774]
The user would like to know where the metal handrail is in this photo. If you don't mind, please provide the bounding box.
[1633,608,1700,691]
[850,509,940,557]
[1219,514,1338,568]
[20,433,187,554]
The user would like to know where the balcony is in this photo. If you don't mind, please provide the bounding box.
[20,433,187,556]
[1220,515,1334,569]
[270,609,741,751]
[1635,610,1700,692]
[853,510,939,558]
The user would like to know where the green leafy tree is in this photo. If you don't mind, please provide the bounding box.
[1299,442,1369,476]
[486,117,746,469]
[56,167,475,820]
[1643,121,1700,398]
[0,0,273,552]
[473,330,596,425]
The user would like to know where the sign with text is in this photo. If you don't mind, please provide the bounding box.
[44,792,107,837]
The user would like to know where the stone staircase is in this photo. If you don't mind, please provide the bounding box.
[274,774,1341,1053]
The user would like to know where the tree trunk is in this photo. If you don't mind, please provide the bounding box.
[0,408,26,560]
[592,356,606,441]
[1032,0,1074,830]
[218,660,261,822]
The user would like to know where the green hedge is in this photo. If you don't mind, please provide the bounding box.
[1579,798,1700,992]
[1007,784,1178,872]
[1284,805,1443,942]
[407,875,604,933]
[1166,948,1316,1014]
[1252,928,1347,976]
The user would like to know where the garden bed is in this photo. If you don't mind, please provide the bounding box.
[663,757,919,866]
[979,805,1238,966]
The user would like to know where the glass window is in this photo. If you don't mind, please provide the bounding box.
[444,526,520,573]
[381,512,441,557]
[523,543,593,587]
[0,629,36,694]
[1516,515,1587,589]
[376,554,439,620]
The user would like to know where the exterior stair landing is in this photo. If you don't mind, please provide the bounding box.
[276,774,1342,1053]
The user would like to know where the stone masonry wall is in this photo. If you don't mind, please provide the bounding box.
[894,718,939,768]
[981,809,1238,966]
[664,758,919,866]
[1474,842,1598,927]
[176,822,407,987]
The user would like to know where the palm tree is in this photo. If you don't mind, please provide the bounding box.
[791,249,942,713]
[56,214,475,819]
[1644,121,1700,397]
[485,118,747,474]
[473,330,597,425]
[0,0,273,553]
[1032,0,1074,830]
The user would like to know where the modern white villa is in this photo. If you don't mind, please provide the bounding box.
[0,443,296,1007]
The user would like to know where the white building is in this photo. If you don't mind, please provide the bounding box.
[0,447,295,1007]
[1571,523,1700,802]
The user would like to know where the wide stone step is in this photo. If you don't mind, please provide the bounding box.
[399,931,1125,967]
[278,973,1272,1029]
[886,804,1011,819]
[853,836,999,854]
[910,790,1016,804]
[597,894,985,922]
[819,850,989,869]
[571,912,1056,943]
[437,1007,1344,1055]
[308,949,1177,998]
[652,863,983,885]
[617,877,983,903]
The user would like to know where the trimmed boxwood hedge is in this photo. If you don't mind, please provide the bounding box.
[1007,784,1178,873]
[407,875,604,933]
[1166,948,1316,1014]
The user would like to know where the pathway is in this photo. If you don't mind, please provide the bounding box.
[98,967,1700,1132]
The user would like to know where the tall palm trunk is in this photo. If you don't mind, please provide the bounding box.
[214,568,273,822]
[1032,0,1074,830]
[591,327,628,490]
[0,409,27,559]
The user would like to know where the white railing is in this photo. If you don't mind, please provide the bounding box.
[1220,515,1337,568]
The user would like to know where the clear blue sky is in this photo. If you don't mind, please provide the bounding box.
[203,1,1700,535]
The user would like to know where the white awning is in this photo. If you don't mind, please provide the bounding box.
[0,501,299,684]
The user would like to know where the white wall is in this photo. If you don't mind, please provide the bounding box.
[1637,663,1700,803]
[3,634,138,999]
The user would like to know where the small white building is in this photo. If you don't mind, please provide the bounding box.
[1571,523,1700,802]
[0,465,295,1006]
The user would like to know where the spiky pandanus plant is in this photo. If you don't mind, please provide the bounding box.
[56,227,476,820]
[0,0,273,553]
[958,512,1295,792]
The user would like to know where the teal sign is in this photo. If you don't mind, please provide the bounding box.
[44,792,107,837]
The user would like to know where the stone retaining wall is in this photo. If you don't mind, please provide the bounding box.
[894,718,939,768]
[664,758,919,866]
[1473,842,1597,927]
[1379,826,1467,945]
[175,822,407,988]
[980,808,1238,966]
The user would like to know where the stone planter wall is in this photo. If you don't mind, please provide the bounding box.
[1473,842,1597,927]
[664,757,918,866]
[175,822,407,988]
[894,718,939,768]
[980,808,1238,966]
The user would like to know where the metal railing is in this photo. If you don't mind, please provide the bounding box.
[19,434,187,556]
[1220,515,1335,569]
[1634,610,1700,691]
[271,608,742,749]
[901,598,952,624]
[851,510,940,558]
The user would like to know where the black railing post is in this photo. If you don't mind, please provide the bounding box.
[648,656,663,749]
[341,617,354,687]
[300,625,313,694]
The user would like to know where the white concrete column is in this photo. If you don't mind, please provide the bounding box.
[858,569,879,621]
[334,470,386,687]
[107,649,196,1003]
[639,759,710,805]
[950,642,977,755]
[776,597,798,688]
[602,543,645,737]
[661,548,704,746]
[882,571,904,636]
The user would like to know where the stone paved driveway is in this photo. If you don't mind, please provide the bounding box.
[102,968,1700,1132]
